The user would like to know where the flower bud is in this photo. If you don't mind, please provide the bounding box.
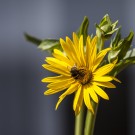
[96,14,118,40]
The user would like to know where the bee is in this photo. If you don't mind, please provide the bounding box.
[70,66,86,80]
[70,65,92,85]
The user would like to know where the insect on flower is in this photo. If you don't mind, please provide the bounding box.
[70,65,92,85]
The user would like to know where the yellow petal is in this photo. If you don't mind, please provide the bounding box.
[44,80,73,95]
[87,86,98,103]
[92,48,111,71]
[97,48,111,58]
[42,64,70,76]
[72,33,80,57]
[86,36,97,69]
[93,81,116,88]
[90,36,97,68]
[86,36,92,68]
[60,39,77,63]
[93,63,115,76]
[47,78,74,89]
[60,38,76,63]
[91,36,97,46]
[93,76,113,82]
[44,89,60,95]
[42,75,70,83]
[73,32,79,47]
[79,35,86,66]
[74,91,83,116]
[53,49,73,65]
[111,76,121,83]
[59,82,79,98]
[55,95,66,110]
[53,48,65,56]
[55,83,79,110]
[46,57,70,70]
[93,85,109,100]
[66,36,81,66]
[73,85,82,111]
[83,86,94,113]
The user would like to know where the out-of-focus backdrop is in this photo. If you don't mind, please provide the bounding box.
[0,0,135,135]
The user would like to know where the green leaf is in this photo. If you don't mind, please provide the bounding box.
[112,59,135,76]
[118,31,134,60]
[111,27,121,48]
[110,48,135,76]
[124,48,135,59]
[24,33,42,45]
[108,31,134,62]
[76,16,89,44]
[38,39,61,52]
[108,50,121,63]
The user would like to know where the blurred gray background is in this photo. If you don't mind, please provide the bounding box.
[0,0,135,135]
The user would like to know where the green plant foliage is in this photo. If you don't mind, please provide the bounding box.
[108,30,134,62]
[96,14,118,40]
[76,16,89,44]
[24,33,42,45]
[38,39,61,52]
[24,33,61,52]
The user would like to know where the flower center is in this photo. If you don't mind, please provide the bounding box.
[70,66,92,85]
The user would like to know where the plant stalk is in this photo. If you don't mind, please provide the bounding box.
[74,103,85,135]
[84,100,99,135]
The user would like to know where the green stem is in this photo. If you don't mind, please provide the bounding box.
[97,37,105,52]
[84,100,99,135]
[74,103,85,135]
[99,38,105,51]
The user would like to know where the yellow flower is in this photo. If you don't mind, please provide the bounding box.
[42,32,120,115]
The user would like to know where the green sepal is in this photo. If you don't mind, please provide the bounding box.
[112,20,119,30]
[95,24,104,38]
[24,33,42,45]
[99,14,111,28]
[38,39,61,52]
[110,27,121,48]
[76,16,89,44]
[104,27,118,39]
